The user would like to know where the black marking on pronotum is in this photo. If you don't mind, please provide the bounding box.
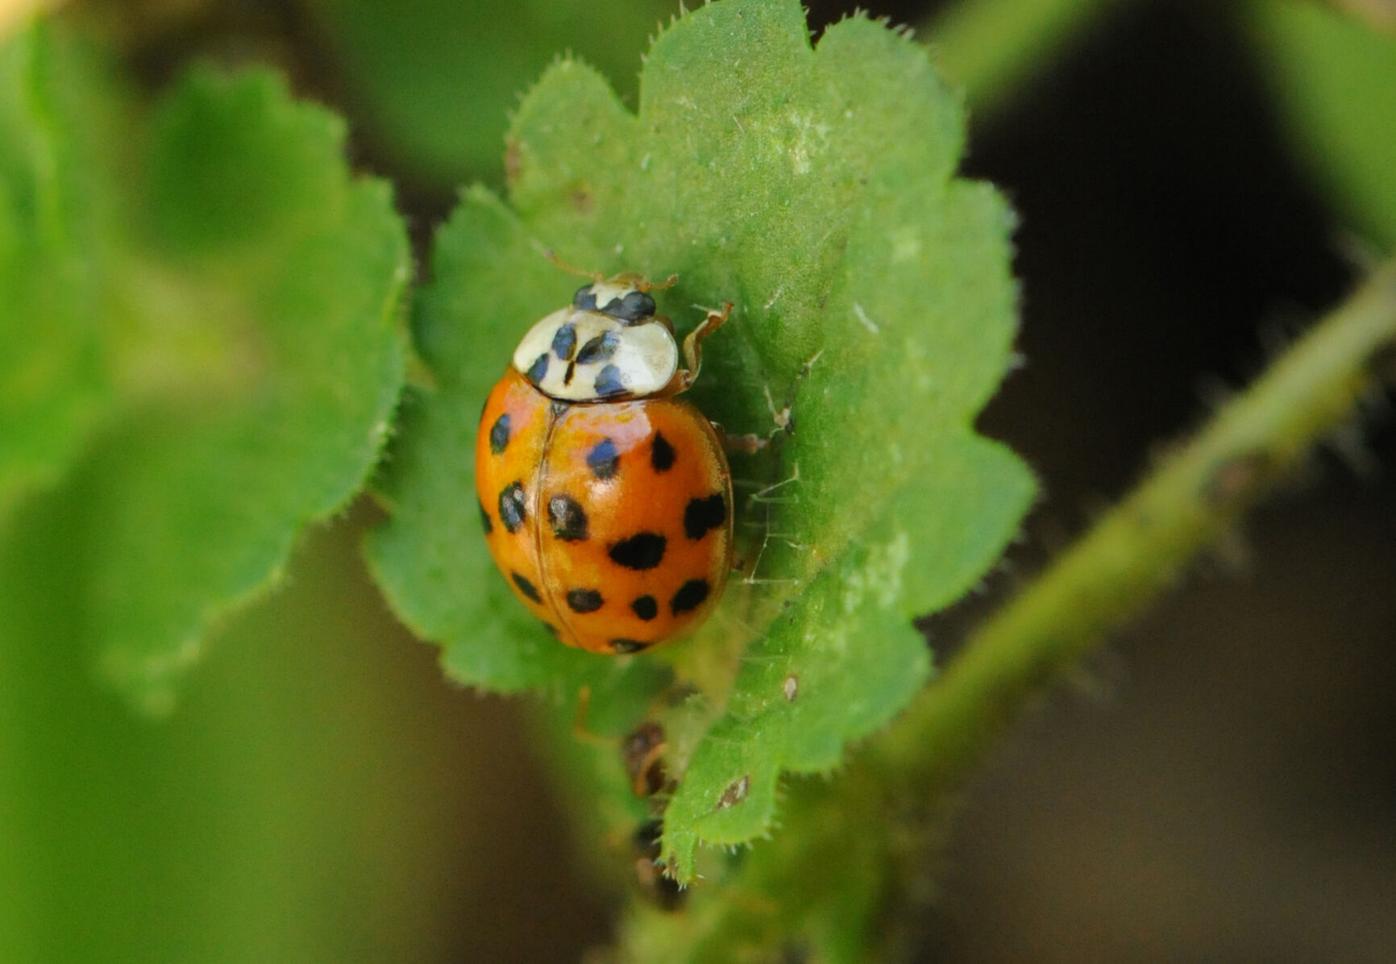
[489,413,511,454]
[631,595,658,621]
[548,494,589,542]
[610,638,647,654]
[573,285,598,310]
[670,578,710,615]
[594,364,627,398]
[609,532,667,570]
[684,493,726,540]
[551,322,577,360]
[563,361,577,386]
[566,588,604,614]
[587,438,619,479]
[511,571,542,603]
[601,290,656,322]
[650,433,676,472]
[526,352,549,385]
[478,500,492,535]
[498,481,527,532]
[576,330,620,365]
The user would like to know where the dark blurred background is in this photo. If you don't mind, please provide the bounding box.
[8,0,1394,960]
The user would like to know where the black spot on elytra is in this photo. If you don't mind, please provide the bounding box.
[511,571,541,603]
[595,364,627,397]
[548,495,589,541]
[551,323,577,360]
[609,532,667,570]
[650,433,676,472]
[566,588,604,613]
[684,493,726,540]
[526,353,549,385]
[478,500,492,535]
[611,638,648,654]
[488,413,511,454]
[587,438,619,479]
[498,481,527,532]
[631,595,658,621]
[670,578,710,615]
[576,330,620,365]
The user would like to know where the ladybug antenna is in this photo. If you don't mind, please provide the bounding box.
[541,246,605,283]
[606,271,678,293]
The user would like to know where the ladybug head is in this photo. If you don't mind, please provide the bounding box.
[573,279,657,323]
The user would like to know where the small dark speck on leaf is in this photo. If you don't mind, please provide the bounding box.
[716,774,750,810]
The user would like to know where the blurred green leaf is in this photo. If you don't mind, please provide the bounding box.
[0,22,410,711]
[0,24,114,515]
[304,0,673,189]
[925,0,1127,115]
[1250,0,1396,249]
[367,0,1031,882]
[93,68,409,711]
[1,487,531,961]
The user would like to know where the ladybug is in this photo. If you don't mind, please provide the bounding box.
[475,273,734,654]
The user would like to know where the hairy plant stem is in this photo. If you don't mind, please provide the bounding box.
[612,263,1396,961]
[873,261,1396,788]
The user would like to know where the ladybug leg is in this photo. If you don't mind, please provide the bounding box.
[725,384,793,453]
[724,431,769,455]
[722,348,822,452]
[673,302,733,392]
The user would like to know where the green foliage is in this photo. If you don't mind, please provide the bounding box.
[0,23,410,712]
[927,0,1124,113]
[1250,1,1396,249]
[0,490,493,962]
[305,0,673,189]
[368,0,1032,883]
[0,25,114,515]
[616,767,912,963]
[661,440,1030,875]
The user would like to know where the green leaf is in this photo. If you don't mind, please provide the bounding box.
[368,0,1032,880]
[0,24,114,516]
[98,69,409,712]
[661,436,1031,874]
[1249,1,1396,249]
[0,22,410,712]
[305,0,673,189]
